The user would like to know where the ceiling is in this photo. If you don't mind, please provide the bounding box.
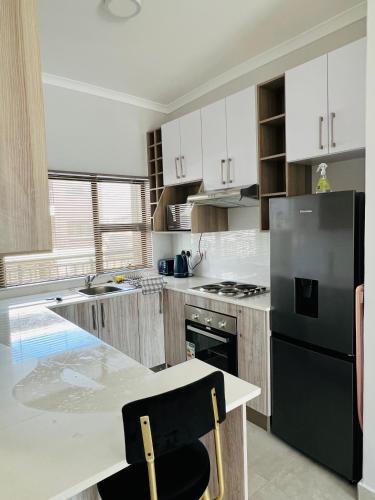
[37,0,365,108]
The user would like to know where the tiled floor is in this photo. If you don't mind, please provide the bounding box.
[247,423,357,500]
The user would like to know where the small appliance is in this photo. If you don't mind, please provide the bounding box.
[173,253,188,278]
[158,258,174,276]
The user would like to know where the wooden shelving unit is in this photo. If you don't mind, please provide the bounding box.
[147,128,164,230]
[257,75,311,230]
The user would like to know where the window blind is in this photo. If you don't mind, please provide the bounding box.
[0,172,151,287]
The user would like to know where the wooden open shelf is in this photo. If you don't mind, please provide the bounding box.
[147,128,164,229]
[257,75,310,230]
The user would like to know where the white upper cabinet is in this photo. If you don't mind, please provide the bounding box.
[226,87,257,188]
[328,38,366,155]
[286,55,329,162]
[162,110,202,186]
[286,38,366,162]
[201,86,257,191]
[179,110,203,183]
[161,118,180,186]
[201,99,228,191]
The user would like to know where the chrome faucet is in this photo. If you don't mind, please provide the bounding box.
[85,274,97,289]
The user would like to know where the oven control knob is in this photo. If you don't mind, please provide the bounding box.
[192,313,199,321]
[205,317,212,324]
[218,320,227,329]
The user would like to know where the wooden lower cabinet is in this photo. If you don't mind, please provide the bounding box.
[163,289,186,366]
[237,306,270,416]
[138,292,165,368]
[98,294,140,362]
[53,300,99,337]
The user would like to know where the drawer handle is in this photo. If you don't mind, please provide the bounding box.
[227,158,233,183]
[180,155,186,178]
[319,116,324,150]
[175,157,181,179]
[101,303,105,328]
[221,159,226,184]
[92,304,97,331]
[330,112,336,148]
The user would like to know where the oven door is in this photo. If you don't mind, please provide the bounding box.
[185,321,238,376]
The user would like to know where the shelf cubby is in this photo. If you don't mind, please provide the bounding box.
[147,128,165,229]
[257,75,310,230]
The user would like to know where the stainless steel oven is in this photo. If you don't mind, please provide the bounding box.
[185,305,238,376]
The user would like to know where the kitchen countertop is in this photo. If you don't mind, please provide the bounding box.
[164,276,271,311]
[0,302,260,500]
[0,275,270,313]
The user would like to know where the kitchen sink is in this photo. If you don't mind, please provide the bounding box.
[78,285,123,296]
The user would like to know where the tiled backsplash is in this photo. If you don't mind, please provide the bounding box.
[170,229,270,286]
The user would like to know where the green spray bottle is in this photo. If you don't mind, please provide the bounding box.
[316,163,331,194]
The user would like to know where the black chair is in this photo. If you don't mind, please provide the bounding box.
[97,371,226,500]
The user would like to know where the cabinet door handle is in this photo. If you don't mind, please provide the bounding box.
[180,155,186,178]
[227,158,233,183]
[174,157,181,179]
[91,304,97,331]
[319,116,324,150]
[101,303,105,328]
[330,112,336,148]
[221,159,226,184]
[159,291,163,314]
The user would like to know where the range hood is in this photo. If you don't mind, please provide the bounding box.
[187,184,259,208]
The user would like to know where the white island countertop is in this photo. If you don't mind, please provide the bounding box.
[0,303,260,500]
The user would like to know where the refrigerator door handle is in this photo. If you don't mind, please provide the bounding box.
[355,284,364,431]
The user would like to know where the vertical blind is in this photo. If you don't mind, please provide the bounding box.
[0,172,151,287]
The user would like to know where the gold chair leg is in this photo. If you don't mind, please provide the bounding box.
[200,488,211,500]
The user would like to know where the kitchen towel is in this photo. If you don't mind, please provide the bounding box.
[141,275,165,295]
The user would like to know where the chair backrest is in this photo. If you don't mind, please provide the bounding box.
[122,371,226,464]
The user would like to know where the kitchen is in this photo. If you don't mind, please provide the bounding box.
[0,1,374,499]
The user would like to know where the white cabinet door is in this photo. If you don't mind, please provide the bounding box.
[226,87,257,188]
[201,99,228,191]
[161,119,181,186]
[286,55,329,162]
[179,110,203,183]
[328,38,366,154]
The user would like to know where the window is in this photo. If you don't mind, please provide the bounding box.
[0,172,152,287]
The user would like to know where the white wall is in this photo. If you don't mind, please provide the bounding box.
[361,2,375,498]
[43,84,164,176]
[167,19,366,120]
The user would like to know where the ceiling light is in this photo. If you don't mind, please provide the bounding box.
[99,0,142,21]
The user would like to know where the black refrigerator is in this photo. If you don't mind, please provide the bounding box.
[270,190,364,483]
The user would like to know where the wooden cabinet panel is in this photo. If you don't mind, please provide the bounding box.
[237,306,270,415]
[179,110,203,183]
[286,55,329,162]
[53,301,99,337]
[185,294,238,317]
[161,119,181,186]
[163,289,186,366]
[328,38,366,154]
[138,292,165,368]
[99,294,140,361]
[0,0,51,254]
[201,99,228,191]
[226,86,257,188]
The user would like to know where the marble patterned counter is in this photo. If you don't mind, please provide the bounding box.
[0,303,260,500]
